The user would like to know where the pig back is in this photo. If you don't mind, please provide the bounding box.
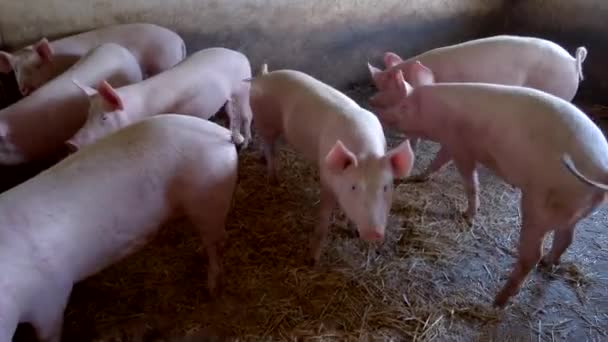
[62,42,143,90]
[262,70,362,162]
[0,114,233,282]
[411,36,570,88]
[0,43,143,163]
[427,83,607,189]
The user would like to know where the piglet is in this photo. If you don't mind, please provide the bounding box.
[369,63,608,308]
[0,23,185,96]
[0,114,237,342]
[66,47,253,150]
[368,35,588,151]
[0,43,143,165]
[248,64,414,264]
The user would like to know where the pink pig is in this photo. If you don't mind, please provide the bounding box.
[0,114,237,342]
[0,43,143,165]
[248,64,414,264]
[368,35,588,151]
[0,23,185,96]
[66,47,253,151]
[369,63,608,308]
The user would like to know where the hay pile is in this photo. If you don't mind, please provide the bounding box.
[14,87,608,342]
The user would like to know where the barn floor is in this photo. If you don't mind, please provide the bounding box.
[12,87,608,342]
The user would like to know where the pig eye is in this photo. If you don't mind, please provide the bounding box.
[383,185,388,192]
[351,185,356,191]
[101,115,107,121]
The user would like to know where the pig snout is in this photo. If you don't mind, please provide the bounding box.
[65,140,80,153]
[359,227,385,242]
[20,85,32,96]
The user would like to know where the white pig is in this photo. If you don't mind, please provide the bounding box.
[368,35,588,151]
[0,23,185,95]
[0,43,143,165]
[369,64,608,308]
[248,64,414,264]
[66,47,253,150]
[0,114,237,342]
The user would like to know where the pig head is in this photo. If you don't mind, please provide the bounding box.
[66,80,129,151]
[321,139,414,241]
[0,39,58,96]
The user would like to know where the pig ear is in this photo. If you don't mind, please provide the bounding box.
[72,79,97,97]
[407,61,435,86]
[0,52,14,73]
[34,38,53,63]
[97,80,124,111]
[385,139,414,178]
[389,69,413,95]
[367,62,382,77]
[367,62,386,88]
[325,140,358,173]
[383,52,403,68]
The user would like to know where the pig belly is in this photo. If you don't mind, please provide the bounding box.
[282,110,324,163]
[175,86,229,120]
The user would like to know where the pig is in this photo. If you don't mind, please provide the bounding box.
[0,23,185,96]
[66,47,253,151]
[368,63,608,308]
[0,114,237,342]
[248,64,415,264]
[0,43,143,165]
[368,35,588,151]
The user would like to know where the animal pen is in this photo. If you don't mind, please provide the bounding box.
[0,0,606,341]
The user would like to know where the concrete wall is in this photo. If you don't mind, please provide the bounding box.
[0,0,606,106]
[0,0,502,106]
[501,0,608,103]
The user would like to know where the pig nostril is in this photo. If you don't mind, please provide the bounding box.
[65,141,79,153]
[360,229,384,242]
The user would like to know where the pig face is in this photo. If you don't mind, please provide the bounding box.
[369,70,415,129]
[0,39,55,96]
[67,80,127,151]
[369,62,435,128]
[324,139,414,241]
[366,52,404,90]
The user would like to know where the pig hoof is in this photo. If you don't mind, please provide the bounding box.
[307,251,322,267]
[407,174,429,183]
[268,175,279,186]
[231,133,245,146]
[461,212,474,227]
[492,294,509,309]
[345,221,359,238]
[539,256,558,269]
[393,178,405,186]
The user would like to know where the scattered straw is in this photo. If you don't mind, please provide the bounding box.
[8,87,606,342]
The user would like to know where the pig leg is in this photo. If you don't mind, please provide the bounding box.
[540,193,603,267]
[253,117,280,184]
[233,86,253,150]
[540,226,574,268]
[309,183,337,266]
[494,193,547,308]
[452,155,479,226]
[407,145,452,183]
[31,284,72,342]
[262,141,278,185]
[409,136,420,153]
[225,98,246,147]
[0,300,19,342]
[185,196,231,297]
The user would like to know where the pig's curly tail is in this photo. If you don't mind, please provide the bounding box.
[575,47,588,81]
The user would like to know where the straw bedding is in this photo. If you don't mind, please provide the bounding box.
[11,86,608,342]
